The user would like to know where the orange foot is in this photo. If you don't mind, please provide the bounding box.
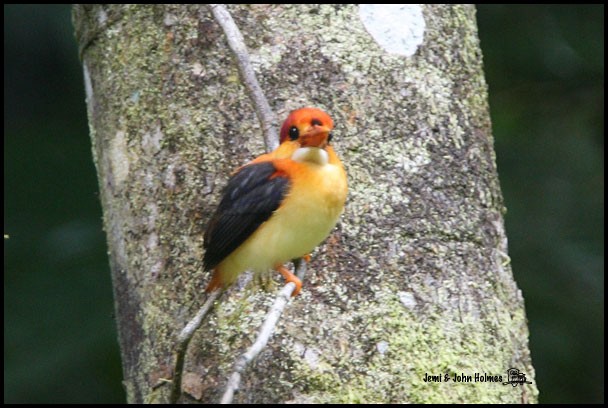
[302,253,312,263]
[276,264,302,297]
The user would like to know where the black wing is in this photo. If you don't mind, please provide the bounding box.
[203,161,290,270]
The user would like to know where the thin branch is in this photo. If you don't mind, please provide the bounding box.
[208,4,279,151]
[221,260,307,404]
[171,5,307,403]
[170,288,222,403]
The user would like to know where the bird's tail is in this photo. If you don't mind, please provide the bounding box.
[205,268,224,292]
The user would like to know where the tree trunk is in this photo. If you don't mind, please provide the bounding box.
[73,4,538,403]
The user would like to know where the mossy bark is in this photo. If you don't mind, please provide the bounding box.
[73,4,538,403]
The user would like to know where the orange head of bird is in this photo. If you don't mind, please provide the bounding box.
[279,107,334,148]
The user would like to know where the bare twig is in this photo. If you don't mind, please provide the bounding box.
[221,260,307,404]
[170,288,222,403]
[171,5,307,403]
[208,4,279,150]
[208,5,310,402]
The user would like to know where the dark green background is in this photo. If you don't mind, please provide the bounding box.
[4,5,603,403]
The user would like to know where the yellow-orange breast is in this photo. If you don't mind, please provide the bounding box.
[214,146,347,287]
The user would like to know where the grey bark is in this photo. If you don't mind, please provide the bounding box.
[73,4,538,403]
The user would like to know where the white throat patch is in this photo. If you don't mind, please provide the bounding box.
[292,147,329,165]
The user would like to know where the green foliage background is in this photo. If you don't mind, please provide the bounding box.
[4,5,603,403]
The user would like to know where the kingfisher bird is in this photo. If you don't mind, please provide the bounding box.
[203,107,347,296]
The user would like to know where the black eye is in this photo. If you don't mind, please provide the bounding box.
[328,132,333,143]
[289,126,299,140]
[311,118,322,126]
